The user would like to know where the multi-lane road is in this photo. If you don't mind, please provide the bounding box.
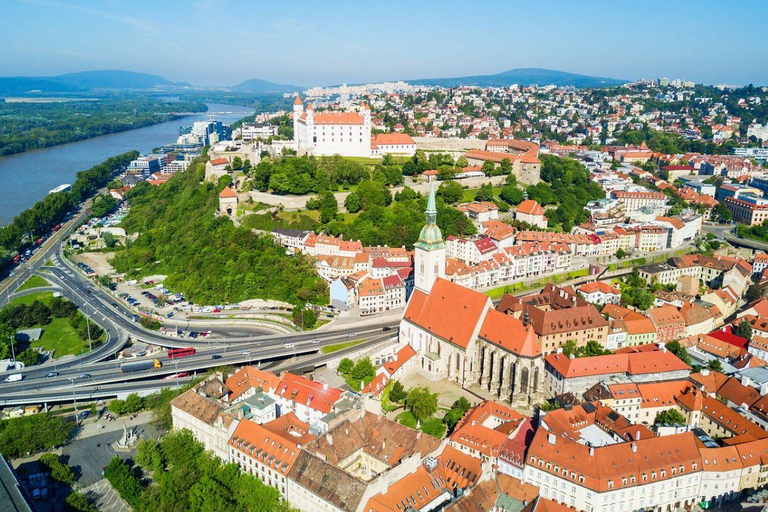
[0,201,398,406]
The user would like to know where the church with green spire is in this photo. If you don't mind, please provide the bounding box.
[414,182,446,293]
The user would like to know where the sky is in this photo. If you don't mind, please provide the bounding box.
[1,0,767,87]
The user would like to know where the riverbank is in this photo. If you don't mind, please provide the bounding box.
[0,102,254,225]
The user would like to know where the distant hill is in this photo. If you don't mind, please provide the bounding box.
[0,70,190,95]
[231,78,302,94]
[407,67,628,89]
[53,70,190,89]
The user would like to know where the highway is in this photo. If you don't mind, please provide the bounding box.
[0,191,399,406]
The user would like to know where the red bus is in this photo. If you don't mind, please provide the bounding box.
[167,347,196,359]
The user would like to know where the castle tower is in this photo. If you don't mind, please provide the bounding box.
[293,96,303,150]
[414,181,446,294]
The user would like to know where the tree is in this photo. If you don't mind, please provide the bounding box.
[65,490,97,512]
[561,339,579,357]
[389,381,406,403]
[707,359,724,372]
[474,183,494,202]
[65,491,97,512]
[123,393,144,414]
[615,248,628,259]
[102,231,117,248]
[39,452,75,485]
[713,203,733,223]
[104,456,144,509]
[351,357,376,383]
[735,319,753,341]
[292,306,316,329]
[654,408,687,426]
[443,397,472,429]
[406,387,438,423]
[499,184,523,205]
[337,358,354,374]
[17,348,40,366]
[666,340,692,366]
[0,414,73,458]
[344,192,363,213]
[437,181,464,204]
[481,160,496,176]
[746,284,767,303]
[90,193,118,218]
[136,439,165,473]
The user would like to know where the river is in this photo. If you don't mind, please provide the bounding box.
[0,102,254,225]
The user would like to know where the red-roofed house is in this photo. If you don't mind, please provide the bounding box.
[370,133,416,156]
[516,200,547,229]
[576,281,621,305]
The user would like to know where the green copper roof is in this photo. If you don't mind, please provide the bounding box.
[415,181,445,250]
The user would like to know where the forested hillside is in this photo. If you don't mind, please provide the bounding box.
[112,158,327,305]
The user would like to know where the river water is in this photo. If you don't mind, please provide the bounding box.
[0,102,254,225]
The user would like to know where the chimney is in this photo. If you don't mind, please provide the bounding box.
[636,430,640,441]
[382,439,386,450]
[631,442,637,453]
[323,382,328,390]
[589,446,594,457]
[327,434,333,446]
[548,433,557,445]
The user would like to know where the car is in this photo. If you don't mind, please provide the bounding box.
[211,354,222,360]
[112,303,118,308]
[284,343,295,349]
[242,350,251,356]
[79,373,91,379]
[166,312,174,318]
[382,326,393,331]
[347,333,357,338]
[131,315,138,322]
[45,372,59,378]
[311,339,321,344]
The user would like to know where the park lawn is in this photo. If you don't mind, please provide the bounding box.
[460,185,502,203]
[395,411,446,438]
[31,317,89,357]
[321,339,365,354]
[242,210,320,232]
[16,275,50,291]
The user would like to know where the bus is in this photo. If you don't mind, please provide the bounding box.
[167,347,196,359]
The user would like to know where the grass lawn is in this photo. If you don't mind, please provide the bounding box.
[321,339,365,354]
[8,291,55,307]
[461,185,501,203]
[395,411,446,438]
[242,210,320,232]
[344,374,373,392]
[16,275,50,292]
[31,318,90,357]
[4,291,92,358]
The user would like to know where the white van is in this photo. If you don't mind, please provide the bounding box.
[5,374,23,382]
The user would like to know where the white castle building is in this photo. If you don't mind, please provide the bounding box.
[292,97,372,157]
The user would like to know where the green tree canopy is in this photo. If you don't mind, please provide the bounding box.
[406,387,439,422]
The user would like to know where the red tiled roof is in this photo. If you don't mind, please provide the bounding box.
[403,278,491,349]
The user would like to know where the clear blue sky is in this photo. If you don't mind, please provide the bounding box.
[2,0,767,87]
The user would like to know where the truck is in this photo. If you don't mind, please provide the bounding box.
[120,359,162,373]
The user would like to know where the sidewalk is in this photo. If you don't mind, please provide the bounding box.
[74,410,154,441]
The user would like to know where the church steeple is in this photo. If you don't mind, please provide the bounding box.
[415,181,445,251]
[414,181,446,294]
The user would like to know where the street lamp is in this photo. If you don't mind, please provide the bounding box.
[174,359,179,388]
[8,334,16,363]
[68,377,79,425]
[83,302,93,352]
